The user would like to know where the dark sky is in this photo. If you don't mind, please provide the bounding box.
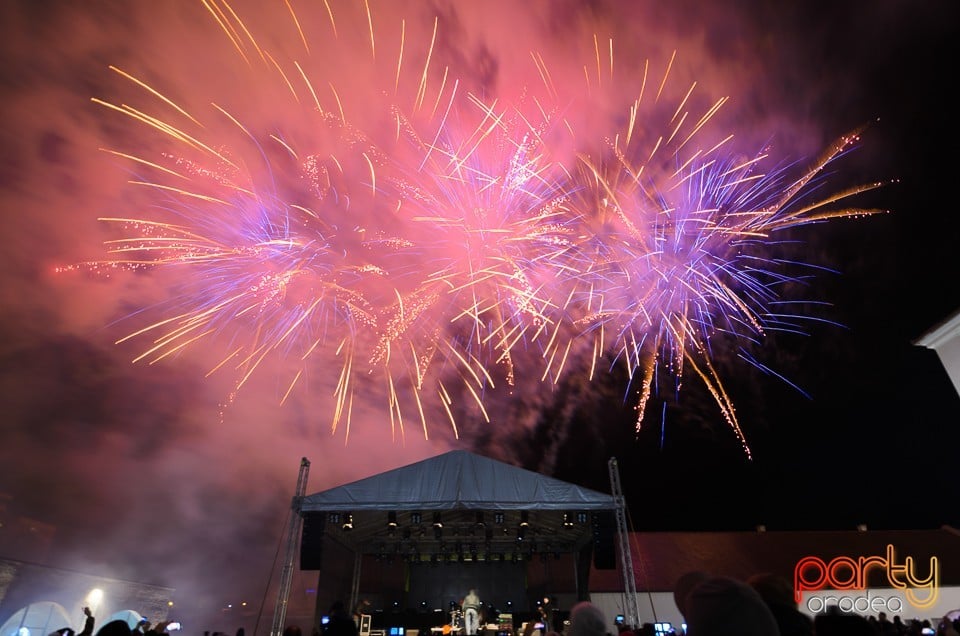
[1,0,958,631]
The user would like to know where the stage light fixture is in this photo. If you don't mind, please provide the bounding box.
[563,512,574,528]
[516,525,527,541]
[388,511,398,528]
[475,511,485,526]
[342,513,354,531]
[432,512,443,528]
[519,511,529,527]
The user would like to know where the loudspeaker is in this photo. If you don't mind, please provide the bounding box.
[300,512,326,570]
[591,511,616,570]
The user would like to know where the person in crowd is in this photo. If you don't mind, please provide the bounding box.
[877,612,900,636]
[938,616,960,636]
[462,589,481,636]
[54,607,95,636]
[672,571,710,620]
[901,620,923,636]
[746,572,813,636]
[891,616,907,635]
[680,575,780,636]
[78,607,95,636]
[566,602,607,636]
[97,620,134,636]
[812,609,873,636]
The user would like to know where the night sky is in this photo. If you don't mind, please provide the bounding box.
[1,0,958,631]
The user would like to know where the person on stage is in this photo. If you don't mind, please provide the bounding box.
[537,597,552,634]
[352,599,372,629]
[462,589,481,636]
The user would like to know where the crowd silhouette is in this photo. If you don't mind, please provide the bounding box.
[670,570,957,636]
[66,584,959,636]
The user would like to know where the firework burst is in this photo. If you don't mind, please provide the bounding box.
[561,49,888,454]
[64,1,889,450]
[367,91,581,434]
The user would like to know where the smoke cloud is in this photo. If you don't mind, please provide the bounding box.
[1,0,955,632]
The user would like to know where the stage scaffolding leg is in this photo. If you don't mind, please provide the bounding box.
[608,458,640,628]
[270,458,311,636]
[349,550,362,623]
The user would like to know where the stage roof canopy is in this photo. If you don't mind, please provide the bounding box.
[299,450,617,557]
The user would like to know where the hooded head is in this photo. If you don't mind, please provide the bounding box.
[683,576,780,636]
[567,602,607,636]
[673,570,711,618]
[747,572,797,609]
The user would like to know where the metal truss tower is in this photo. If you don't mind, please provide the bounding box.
[270,457,311,636]
[608,457,640,628]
